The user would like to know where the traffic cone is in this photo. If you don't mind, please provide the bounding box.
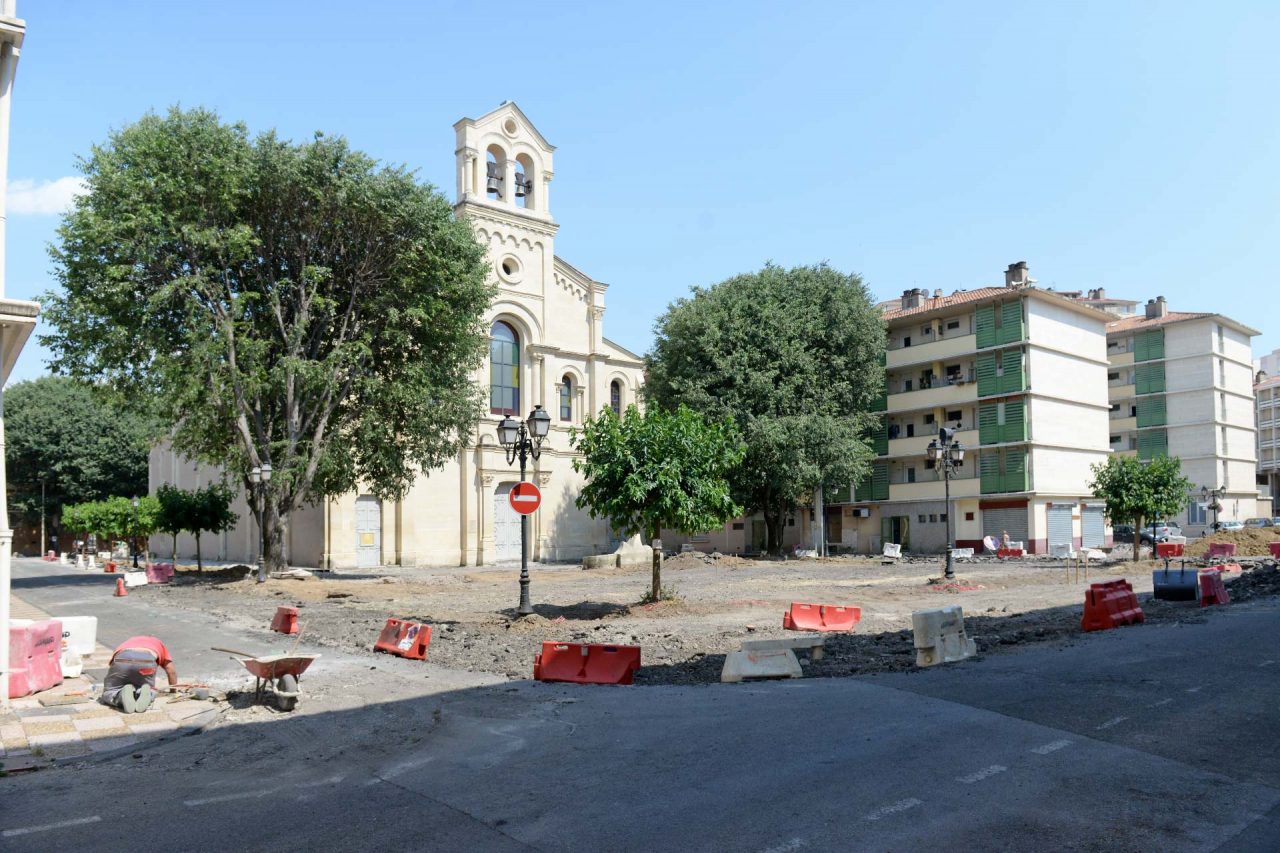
[114,577,127,597]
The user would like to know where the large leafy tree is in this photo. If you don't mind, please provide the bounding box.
[5,376,155,528]
[645,263,885,553]
[573,405,745,600]
[1089,455,1193,561]
[41,107,493,571]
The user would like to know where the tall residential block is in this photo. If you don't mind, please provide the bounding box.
[1103,297,1259,534]
[837,262,1113,554]
[1257,373,1280,512]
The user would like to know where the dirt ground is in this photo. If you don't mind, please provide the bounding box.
[1183,527,1280,558]
[146,552,1280,686]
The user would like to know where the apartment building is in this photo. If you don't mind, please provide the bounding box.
[1254,372,1280,512]
[1104,297,1259,534]
[833,262,1113,554]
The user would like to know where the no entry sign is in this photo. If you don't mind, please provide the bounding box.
[508,482,542,515]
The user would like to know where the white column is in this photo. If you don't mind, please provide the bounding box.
[0,25,19,708]
[502,158,516,206]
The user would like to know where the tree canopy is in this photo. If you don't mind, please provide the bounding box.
[1089,455,1193,560]
[40,107,494,571]
[5,376,155,526]
[573,405,745,599]
[644,263,885,553]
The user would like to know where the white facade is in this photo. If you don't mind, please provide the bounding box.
[151,103,645,569]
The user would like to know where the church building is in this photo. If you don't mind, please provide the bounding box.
[149,103,646,568]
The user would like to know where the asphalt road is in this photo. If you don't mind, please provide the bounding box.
[3,559,1278,851]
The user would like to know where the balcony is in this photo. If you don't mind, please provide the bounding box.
[885,429,979,459]
[1108,416,1137,432]
[1109,351,1135,367]
[889,476,981,502]
[886,333,977,369]
[1108,383,1136,402]
[886,379,976,413]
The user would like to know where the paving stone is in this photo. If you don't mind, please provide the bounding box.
[22,719,76,735]
[74,716,130,733]
[2,735,30,750]
[127,721,179,736]
[45,742,93,760]
[27,730,83,747]
[14,710,73,723]
[1,723,25,741]
[86,735,138,753]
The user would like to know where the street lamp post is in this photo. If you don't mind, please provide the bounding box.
[250,463,273,583]
[496,405,551,616]
[39,479,45,557]
[1201,485,1223,531]
[927,428,966,581]
[130,495,140,568]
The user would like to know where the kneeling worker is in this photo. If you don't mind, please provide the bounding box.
[100,635,178,713]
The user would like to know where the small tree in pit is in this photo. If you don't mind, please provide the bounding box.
[188,484,238,572]
[573,405,745,601]
[1089,455,1192,562]
[155,484,191,566]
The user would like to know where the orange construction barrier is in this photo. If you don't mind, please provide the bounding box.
[997,548,1024,559]
[1216,562,1242,573]
[373,618,432,661]
[104,562,117,573]
[1156,542,1184,559]
[1081,580,1144,632]
[1270,543,1280,560]
[113,577,128,597]
[782,602,862,632]
[533,642,641,685]
[1200,570,1230,607]
[270,606,299,635]
[1207,542,1236,559]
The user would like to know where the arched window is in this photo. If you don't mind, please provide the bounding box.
[559,375,573,422]
[610,380,622,415]
[490,321,519,415]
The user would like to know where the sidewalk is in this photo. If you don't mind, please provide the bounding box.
[2,594,223,773]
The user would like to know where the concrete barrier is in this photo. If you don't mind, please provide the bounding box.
[123,571,148,588]
[912,605,977,667]
[721,647,803,683]
[582,554,617,570]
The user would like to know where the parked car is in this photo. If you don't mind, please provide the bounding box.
[1243,517,1275,528]
[1151,522,1183,542]
[1112,524,1154,545]
[1211,520,1244,532]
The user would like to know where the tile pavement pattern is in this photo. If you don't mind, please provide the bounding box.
[2,595,222,772]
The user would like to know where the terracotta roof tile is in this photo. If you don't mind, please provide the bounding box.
[880,287,1011,321]
[1105,311,1213,333]
[1256,375,1280,390]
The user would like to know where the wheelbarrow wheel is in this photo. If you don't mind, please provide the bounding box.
[276,674,298,711]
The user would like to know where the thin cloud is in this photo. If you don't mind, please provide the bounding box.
[7,176,86,215]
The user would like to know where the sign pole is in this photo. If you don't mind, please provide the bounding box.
[517,446,533,616]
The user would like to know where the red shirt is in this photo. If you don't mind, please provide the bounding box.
[113,636,173,667]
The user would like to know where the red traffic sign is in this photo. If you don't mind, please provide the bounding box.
[508,482,542,515]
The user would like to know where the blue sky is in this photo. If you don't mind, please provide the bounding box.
[7,1,1278,382]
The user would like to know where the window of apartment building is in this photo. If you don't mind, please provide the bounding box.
[1219,358,1226,386]
[903,379,913,392]
[1221,425,1228,454]
[1187,500,1206,525]
[1222,460,1229,486]
[924,413,936,425]
[947,320,961,331]
[946,410,962,423]
[918,514,927,524]
[929,514,938,523]
[1130,405,1138,417]
[1107,371,1119,381]
[1109,434,1121,445]
[1217,324,1224,351]
[1110,403,1121,413]
[1220,392,1227,420]
[906,423,915,438]
[906,468,916,483]
[940,513,948,523]
[922,325,933,337]
[920,369,934,388]
[903,336,912,348]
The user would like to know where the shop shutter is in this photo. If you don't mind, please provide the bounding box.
[1003,398,1026,442]
[998,301,1025,345]
[1047,504,1074,549]
[976,352,999,397]
[981,505,1029,546]
[1081,504,1105,548]
[1003,448,1028,492]
[1001,349,1025,393]
[980,453,1003,493]
[979,402,1000,445]
[975,305,997,349]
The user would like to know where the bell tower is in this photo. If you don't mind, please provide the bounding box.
[454,101,556,226]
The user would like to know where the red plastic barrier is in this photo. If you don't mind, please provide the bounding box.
[145,563,173,584]
[997,548,1024,559]
[373,618,432,661]
[1156,542,1184,559]
[1200,570,1230,607]
[1270,543,1280,559]
[1216,562,1242,573]
[104,562,117,573]
[44,550,56,562]
[783,602,862,632]
[271,606,299,635]
[1207,542,1236,559]
[8,619,63,698]
[533,642,641,685]
[1081,580,1145,632]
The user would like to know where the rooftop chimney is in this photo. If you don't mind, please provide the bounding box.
[933,288,943,298]
[900,289,925,310]
[1144,295,1168,320]
[1005,261,1029,289]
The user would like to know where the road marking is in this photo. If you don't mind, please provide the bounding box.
[1096,716,1128,730]
[1260,661,1276,668]
[1185,686,1203,693]
[761,839,806,853]
[3,816,102,837]
[957,765,1007,784]
[1149,698,1174,708]
[183,789,275,807]
[864,798,922,821]
[1031,739,1073,755]
[298,775,344,788]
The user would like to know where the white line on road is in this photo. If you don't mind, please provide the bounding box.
[1149,698,1174,708]
[864,798,922,822]
[956,765,1007,784]
[760,839,806,853]
[1260,660,1276,668]
[3,816,102,837]
[1185,686,1203,693]
[298,775,344,788]
[183,789,275,807]
[1096,716,1128,730]
[1031,739,1073,755]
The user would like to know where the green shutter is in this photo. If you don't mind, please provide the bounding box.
[878,350,887,367]
[1002,398,1026,442]
[980,453,1002,494]
[997,301,1025,345]
[976,305,997,349]
[1133,332,1149,363]
[870,388,887,413]
[1134,329,1165,363]
[872,462,890,501]
[1003,448,1028,492]
[1001,349,1026,393]
[854,474,872,502]
[976,352,999,397]
[872,418,888,456]
[1134,362,1166,395]
[979,402,1000,445]
[1136,395,1166,428]
[1137,429,1168,460]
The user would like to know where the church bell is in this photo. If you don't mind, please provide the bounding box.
[486,161,502,195]
[514,172,530,198]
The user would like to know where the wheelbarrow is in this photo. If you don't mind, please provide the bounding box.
[214,647,319,711]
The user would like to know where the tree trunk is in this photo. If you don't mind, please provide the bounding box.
[1133,515,1143,564]
[195,533,203,573]
[650,525,662,601]
[264,500,287,574]
[171,534,178,565]
[765,508,785,557]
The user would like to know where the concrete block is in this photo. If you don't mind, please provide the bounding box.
[581,554,617,570]
[721,648,803,683]
[912,605,977,667]
[952,548,975,560]
[740,633,826,660]
[122,571,148,588]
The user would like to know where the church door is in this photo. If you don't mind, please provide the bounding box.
[355,496,381,568]
[494,483,522,561]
